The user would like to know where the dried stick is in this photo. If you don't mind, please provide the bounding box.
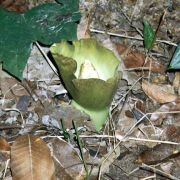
[90,28,177,47]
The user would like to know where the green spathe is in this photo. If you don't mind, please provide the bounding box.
[50,39,120,130]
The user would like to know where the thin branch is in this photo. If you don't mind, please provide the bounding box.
[2,159,10,179]
[141,163,180,180]
[128,137,179,145]
[90,28,178,47]
[140,175,156,180]
[43,134,179,145]
[90,28,143,41]
[35,42,59,76]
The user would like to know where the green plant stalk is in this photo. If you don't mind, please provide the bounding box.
[60,119,70,141]
[72,120,90,179]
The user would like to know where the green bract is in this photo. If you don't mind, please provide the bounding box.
[50,39,120,130]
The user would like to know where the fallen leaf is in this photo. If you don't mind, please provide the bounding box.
[11,135,55,180]
[137,144,180,165]
[0,137,10,162]
[161,125,180,142]
[93,146,120,176]
[150,104,171,125]
[77,14,91,39]
[116,43,165,74]
[143,20,156,50]
[160,162,173,174]
[173,72,180,95]
[151,74,166,84]
[0,71,29,99]
[0,137,10,151]
[0,0,28,12]
[101,38,141,90]
[116,102,137,134]
[52,138,86,180]
[125,100,145,120]
[133,124,162,148]
[150,102,180,125]
[142,80,178,104]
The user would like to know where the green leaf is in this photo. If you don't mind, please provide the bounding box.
[143,20,156,50]
[168,43,180,69]
[0,1,80,79]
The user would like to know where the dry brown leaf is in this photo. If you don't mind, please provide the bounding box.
[162,125,180,143]
[0,137,10,151]
[0,137,11,162]
[142,80,178,104]
[150,102,180,125]
[173,72,180,95]
[137,144,180,165]
[116,43,165,74]
[11,135,55,180]
[52,138,86,180]
[0,76,29,99]
[160,162,173,174]
[77,15,91,39]
[0,0,28,12]
[133,124,161,148]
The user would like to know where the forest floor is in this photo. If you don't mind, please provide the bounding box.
[0,0,180,179]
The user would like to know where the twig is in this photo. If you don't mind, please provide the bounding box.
[141,163,180,180]
[90,28,178,47]
[35,42,59,76]
[128,137,179,145]
[140,175,156,180]
[80,135,179,145]
[0,125,21,130]
[2,159,10,180]
[43,134,179,145]
[90,28,143,41]
[123,67,150,71]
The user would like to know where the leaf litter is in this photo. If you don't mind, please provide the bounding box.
[0,0,180,180]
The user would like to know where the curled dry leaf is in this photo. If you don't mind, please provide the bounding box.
[116,43,165,74]
[11,135,55,180]
[142,80,178,104]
